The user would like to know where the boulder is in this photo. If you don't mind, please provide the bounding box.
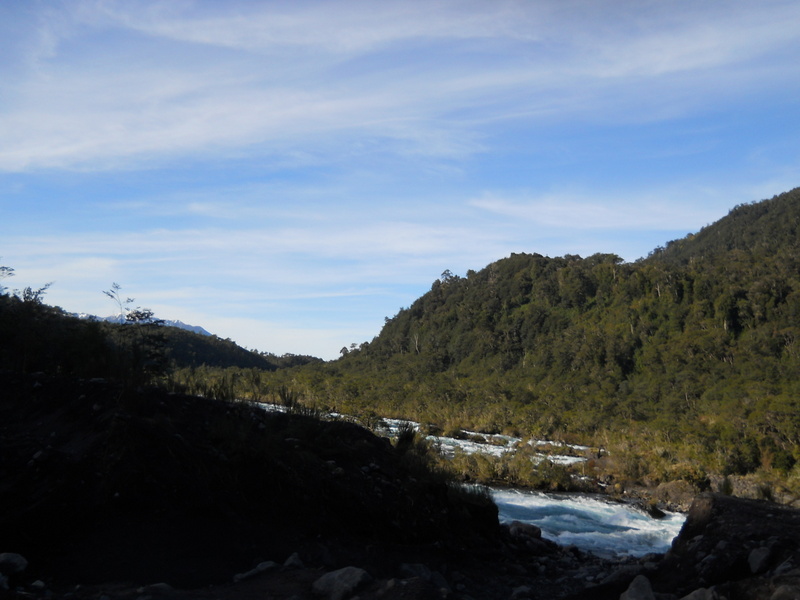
[0,553,28,575]
[0,553,28,590]
[620,574,655,600]
[748,546,772,574]
[510,584,534,599]
[312,566,372,600]
[284,552,305,569]
[650,493,800,598]
[136,582,174,595]
[509,520,542,540]
[399,563,432,580]
[771,584,800,600]
[233,560,279,583]
[679,589,713,600]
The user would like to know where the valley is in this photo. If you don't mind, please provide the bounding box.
[3,188,800,598]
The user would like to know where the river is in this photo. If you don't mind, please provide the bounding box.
[492,488,685,558]
[377,416,687,558]
[258,404,687,557]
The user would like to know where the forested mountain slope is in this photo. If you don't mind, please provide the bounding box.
[652,187,800,265]
[0,295,315,376]
[288,188,800,485]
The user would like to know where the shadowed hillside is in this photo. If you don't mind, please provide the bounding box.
[0,371,499,589]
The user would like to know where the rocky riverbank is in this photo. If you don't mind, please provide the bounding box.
[3,372,800,600]
[5,492,800,600]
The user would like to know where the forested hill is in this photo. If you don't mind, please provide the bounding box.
[0,296,319,377]
[650,187,800,265]
[301,188,800,480]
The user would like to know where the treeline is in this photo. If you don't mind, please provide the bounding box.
[0,284,315,383]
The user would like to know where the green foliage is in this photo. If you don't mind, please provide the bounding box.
[4,189,800,496]
[270,187,800,492]
[447,447,584,491]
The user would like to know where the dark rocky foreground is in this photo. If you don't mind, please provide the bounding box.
[569,492,800,600]
[2,373,800,600]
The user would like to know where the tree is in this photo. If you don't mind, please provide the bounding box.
[103,282,136,319]
[102,283,166,384]
[0,260,13,294]
[0,260,51,302]
[15,282,53,304]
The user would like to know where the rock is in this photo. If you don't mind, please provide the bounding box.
[601,565,645,586]
[510,584,534,599]
[620,575,655,600]
[284,552,305,569]
[398,563,450,593]
[772,584,800,600]
[0,553,28,575]
[679,589,713,600]
[748,546,772,574]
[312,566,372,600]
[0,553,28,590]
[137,582,174,595]
[509,521,542,540]
[652,481,698,511]
[775,559,796,576]
[233,560,279,583]
[650,493,800,598]
[522,537,544,552]
[400,563,433,580]
[430,570,451,593]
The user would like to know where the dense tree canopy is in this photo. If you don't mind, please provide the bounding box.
[272,188,800,485]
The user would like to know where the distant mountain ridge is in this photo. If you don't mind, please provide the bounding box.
[75,312,212,336]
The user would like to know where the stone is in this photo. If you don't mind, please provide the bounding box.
[233,561,279,583]
[31,580,46,591]
[430,570,451,593]
[397,563,450,592]
[679,589,713,600]
[509,521,542,540]
[0,553,28,575]
[510,584,534,599]
[620,574,656,600]
[399,563,432,580]
[136,582,174,595]
[748,546,772,574]
[284,552,305,569]
[774,558,796,576]
[312,566,372,600]
[771,585,800,600]
[601,565,645,586]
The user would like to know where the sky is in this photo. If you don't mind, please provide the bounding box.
[2,0,800,360]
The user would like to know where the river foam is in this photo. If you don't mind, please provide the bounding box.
[492,488,686,559]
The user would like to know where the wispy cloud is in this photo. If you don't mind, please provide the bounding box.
[3,0,799,171]
[2,0,799,358]
[469,187,727,231]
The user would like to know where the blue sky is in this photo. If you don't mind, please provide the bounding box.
[2,0,800,360]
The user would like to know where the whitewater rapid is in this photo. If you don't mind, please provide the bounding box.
[256,404,686,557]
[492,488,686,559]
